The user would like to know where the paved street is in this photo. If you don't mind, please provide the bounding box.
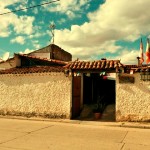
[0,118,150,150]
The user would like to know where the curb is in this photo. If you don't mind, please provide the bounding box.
[0,116,150,129]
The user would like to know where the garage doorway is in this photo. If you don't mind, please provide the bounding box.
[81,73,116,121]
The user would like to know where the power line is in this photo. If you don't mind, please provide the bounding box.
[0,0,60,16]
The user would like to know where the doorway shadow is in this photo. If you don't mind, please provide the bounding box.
[78,104,115,122]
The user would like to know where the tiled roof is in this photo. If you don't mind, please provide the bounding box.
[125,64,150,72]
[0,66,64,74]
[131,66,150,72]
[15,53,68,66]
[64,60,124,70]
[15,54,68,65]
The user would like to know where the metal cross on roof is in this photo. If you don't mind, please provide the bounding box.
[50,22,55,44]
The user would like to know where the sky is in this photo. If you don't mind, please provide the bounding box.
[0,0,150,64]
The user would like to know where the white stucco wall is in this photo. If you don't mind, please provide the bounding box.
[0,73,71,119]
[116,73,150,121]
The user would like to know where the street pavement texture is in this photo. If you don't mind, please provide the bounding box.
[0,118,150,150]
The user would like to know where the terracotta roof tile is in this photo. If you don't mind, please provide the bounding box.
[64,60,124,70]
[0,66,64,74]
[96,61,101,69]
[109,60,114,68]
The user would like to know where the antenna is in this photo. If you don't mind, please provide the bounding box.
[2,52,10,61]
[50,22,55,44]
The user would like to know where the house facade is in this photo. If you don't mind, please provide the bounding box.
[64,59,123,119]
[0,44,72,119]
[64,60,150,121]
[0,44,150,121]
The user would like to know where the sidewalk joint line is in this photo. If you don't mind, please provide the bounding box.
[27,125,54,134]
[0,125,54,145]
[120,143,125,150]
[121,131,128,143]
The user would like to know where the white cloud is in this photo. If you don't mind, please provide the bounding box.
[53,0,150,63]
[0,51,10,61]
[29,32,46,39]
[11,36,25,44]
[87,0,150,40]
[66,10,76,19]
[108,48,148,65]
[0,1,35,37]
[79,0,89,6]
[15,4,28,12]
[0,13,35,37]
[19,48,34,54]
[32,8,38,14]
[57,18,66,24]
[0,29,11,37]
[31,40,41,50]
[55,40,121,61]
[0,0,20,8]
[0,8,14,37]
[29,0,41,11]
[109,50,139,65]
[43,0,90,18]
[2,52,10,61]
[35,45,41,49]
[13,15,35,35]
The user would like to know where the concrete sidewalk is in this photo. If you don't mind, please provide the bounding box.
[0,118,150,150]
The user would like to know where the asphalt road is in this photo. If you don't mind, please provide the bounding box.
[0,118,150,150]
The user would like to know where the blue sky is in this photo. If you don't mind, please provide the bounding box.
[0,0,150,64]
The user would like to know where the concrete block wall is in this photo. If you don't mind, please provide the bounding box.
[116,73,150,121]
[0,73,71,119]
